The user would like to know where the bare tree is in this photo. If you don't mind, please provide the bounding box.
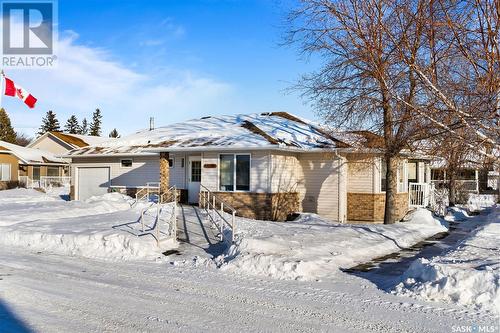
[286,0,498,222]
[286,0,434,223]
[390,0,499,159]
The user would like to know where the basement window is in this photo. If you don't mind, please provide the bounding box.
[219,154,250,191]
[121,159,133,168]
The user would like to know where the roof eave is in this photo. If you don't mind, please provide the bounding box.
[62,152,160,158]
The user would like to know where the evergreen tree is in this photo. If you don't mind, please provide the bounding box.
[89,108,102,136]
[0,108,17,143]
[79,118,88,135]
[108,128,120,138]
[38,110,61,136]
[64,115,80,134]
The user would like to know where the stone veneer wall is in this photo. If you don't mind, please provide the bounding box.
[347,192,409,222]
[200,191,300,221]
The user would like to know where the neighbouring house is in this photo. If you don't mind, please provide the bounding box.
[65,112,422,222]
[430,158,499,196]
[28,131,114,158]
[0,140,67,190]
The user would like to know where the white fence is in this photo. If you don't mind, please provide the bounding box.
[431,179,479,193]
[19,176,70,189]
[409,183,432,208]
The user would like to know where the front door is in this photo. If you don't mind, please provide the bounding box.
[188,156,201,204]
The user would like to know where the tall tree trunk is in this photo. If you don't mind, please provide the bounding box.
[384,156,399,224]
[447,168,457,206]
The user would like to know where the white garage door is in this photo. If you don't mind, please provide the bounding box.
[78,167,110,200]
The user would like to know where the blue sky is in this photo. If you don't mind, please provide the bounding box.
[4,0,321,137]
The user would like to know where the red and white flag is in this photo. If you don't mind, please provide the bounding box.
[3,76,37,108]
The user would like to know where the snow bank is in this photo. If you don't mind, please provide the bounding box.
[0,189,176,260]
[466,194,498,212]
[394,207,500,314]
[219,209,447,281]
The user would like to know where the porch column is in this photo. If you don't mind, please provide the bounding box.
[159,152,170,194]
[475,169,479,193]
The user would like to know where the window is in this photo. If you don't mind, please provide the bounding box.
[0,164,11,181]
[32,166,40,180]
[181,158,185,168]
[219,154,250,191]
[168,158,174,168]
[380,160,405,192]
[408,162,417,183]
[121,159,133,168]
[191,160,201,182]
[47,167,59,177]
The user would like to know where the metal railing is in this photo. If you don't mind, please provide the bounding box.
[431,179,479,193]
[135,182,160,203]
[199,184,236,243]
[138,186,177,246]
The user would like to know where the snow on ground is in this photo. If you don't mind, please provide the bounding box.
[0,188,175,260]
[466,193,498,212]
[0,246,496,333]
[393,206,500,314]
[218,209,448,281]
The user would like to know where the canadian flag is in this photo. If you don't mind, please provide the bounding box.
[3,77,37,108]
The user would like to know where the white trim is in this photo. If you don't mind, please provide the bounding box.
[217,153,251,192]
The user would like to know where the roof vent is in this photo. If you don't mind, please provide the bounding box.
[149,117,155,131]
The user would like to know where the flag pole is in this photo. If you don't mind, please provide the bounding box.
[0,69,3,109]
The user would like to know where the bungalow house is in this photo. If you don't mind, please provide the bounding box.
[0,140,67,190]
[28,131,114,157]
[65,112,417,222]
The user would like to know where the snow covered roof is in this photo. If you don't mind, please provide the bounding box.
[0,140,67,165]
[66,112,382,157]
[29,131,115,150]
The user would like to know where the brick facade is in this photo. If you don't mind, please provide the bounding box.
[159,152,170,194]
[347,192,409,222]
[200,191,300,221]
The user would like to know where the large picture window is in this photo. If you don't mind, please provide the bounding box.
[380,159,405,192]
[47,166,59,177]
[219,154,250,191]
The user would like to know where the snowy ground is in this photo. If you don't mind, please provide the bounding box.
[218,209,448,281]
[394,206,500,314]
[0,188,175,260]
[0,188,498,332]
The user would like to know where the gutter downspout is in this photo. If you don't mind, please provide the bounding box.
[333,150,345,223]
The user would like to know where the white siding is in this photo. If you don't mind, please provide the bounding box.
[270,152,301,193]
[200,152,218,191]
[347,156,377,193]
[71,156,160,200]
[296,152,347,222]
[30,135,71,155]
[169,153,187,189]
